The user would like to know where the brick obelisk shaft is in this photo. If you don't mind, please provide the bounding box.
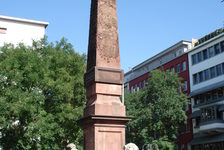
[78,0,131,150]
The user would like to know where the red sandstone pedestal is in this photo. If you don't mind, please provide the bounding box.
[79,115,131,150]
[78,0,131,149]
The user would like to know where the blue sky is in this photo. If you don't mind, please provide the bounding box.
[1,0,224,72]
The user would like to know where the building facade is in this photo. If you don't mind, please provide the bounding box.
[189,32,224,150]
[0,15,48,46]
[124,40,193,150]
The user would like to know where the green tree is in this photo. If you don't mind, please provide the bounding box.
[125,70,188,150]
[0,38,86,149]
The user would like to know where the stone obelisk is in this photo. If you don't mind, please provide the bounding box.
[78,0,131,149]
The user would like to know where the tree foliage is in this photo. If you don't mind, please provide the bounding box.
[0,38,86,149]
[125,70,188,150]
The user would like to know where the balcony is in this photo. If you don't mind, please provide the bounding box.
[193,87,224,108]
[199,119,224,135]
[191,104,224,134]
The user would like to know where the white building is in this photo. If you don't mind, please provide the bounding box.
[189,30,224,149]
[0,15,48,46]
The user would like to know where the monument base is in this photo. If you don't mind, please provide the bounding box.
[78,115,132,150]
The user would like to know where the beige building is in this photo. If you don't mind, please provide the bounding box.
[0,15,48,46]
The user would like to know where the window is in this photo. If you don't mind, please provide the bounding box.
[185,104,189,112]
[221,41,224,52]
[139,81,141,89]
[193,74,198,85]
[182,61,186,71]
[143,80,145,89]
[208,46,214,58]
[210,67,216,78]
[215,44,220,55]
[0,27,7,34]
[216,64,222,76]
[203,49,208,60]
[171,67,175,74]
[204,69,210,80]
[179,50,183,55]
[211,91,218,100]
[192,54,197,65]
[205,93,212,102]
[187,144,191,150]
[194,96,200,105]
[201,106,216,121]
[177,64,181,73]
[199,71,204,83]
[199,95,205,104]
[131,86,133,93]
[223,63,224,74]
[135,84,137,92]
[217,88,223,98]
[181,144,184,150]
[183,81,188,91]
[193,63,224,85]
[195,117,200,128]
[197,51,202,62]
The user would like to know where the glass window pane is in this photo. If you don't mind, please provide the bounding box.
[139,81,141,89]
[171,67,175,73]
[143,80,145,89]
[216,64,222,76]
[221,41,224,52]
[199,71,204,82]
[206,92,212,102]
[212,91,218,100]
[209,46,214,58]
[199,95,205,104]
[210,67,216,78]
[203,49,208,60]
[223,63,224,74]
[177,64,181,73]
[215,44,220,55]
[197,51,202,62]
[204,69,210,80]
[195,96,200,105]
[217,88,223,98]
[182,61,186,71]
[183,81,187,91]
[192,54,197,65]
[193,74,198,84]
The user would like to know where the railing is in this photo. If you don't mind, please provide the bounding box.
[194,96,224,108]
[194,28,224,47]
[200,119,224,126]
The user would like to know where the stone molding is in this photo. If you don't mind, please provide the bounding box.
[84,66,124,87]
[78,115,132,129]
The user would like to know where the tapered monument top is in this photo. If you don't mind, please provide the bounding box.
[79,1,130,149]
[87,0,120,70]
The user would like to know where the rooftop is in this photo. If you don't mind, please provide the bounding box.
[0,15,49,28]
[125,40,192,76]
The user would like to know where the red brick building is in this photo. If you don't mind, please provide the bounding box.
[124,40,194,150]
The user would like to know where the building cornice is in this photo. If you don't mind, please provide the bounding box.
[125,40,191,76]
[0,15,49,28]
